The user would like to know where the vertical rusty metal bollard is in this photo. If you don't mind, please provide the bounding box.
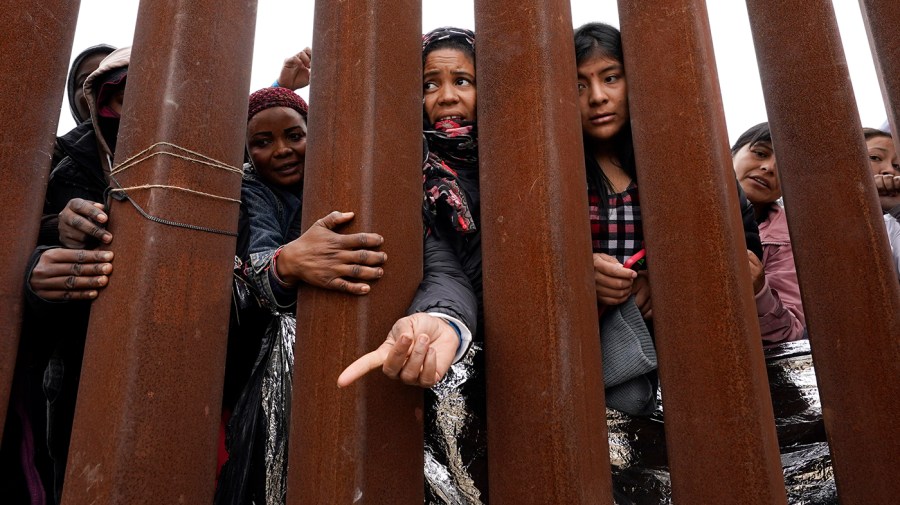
[286,1,424,503]
[618,1,788,503]
[0,1,80,440]
[475,1,614,502]
[60,1,256,503]
[746,0,900,502]
[860,1,900,147]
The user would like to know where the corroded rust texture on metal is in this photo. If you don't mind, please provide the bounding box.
[0,1,80,441]
[286,1,424,503]
[746,0,900,501]
[474,1,613,502]
[618,1,788,503]
[60,1,256,503]
[860,1,900,163]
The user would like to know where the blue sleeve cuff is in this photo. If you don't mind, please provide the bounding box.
[272,79,281,88]
[426,312,472,364]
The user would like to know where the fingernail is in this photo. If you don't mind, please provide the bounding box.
[418,335,429,345]
[102,252,113,260]
[400,335,411,345]
[102,264,113,274]
[102,233,112,243]
[377,268,384,277]
[360,285,370,293]
[88,291,98,298]
[382,253,388,262]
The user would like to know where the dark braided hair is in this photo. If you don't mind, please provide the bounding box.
[574,22,636,206]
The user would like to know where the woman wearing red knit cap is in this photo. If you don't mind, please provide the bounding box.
[215,87,386,505]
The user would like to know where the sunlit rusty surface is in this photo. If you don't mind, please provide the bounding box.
[746,0,900,502]
[0,1,80,441]
[618,1,788,503]
[475,0,613,502]
[286,1,424,503]
[60,1,256,503]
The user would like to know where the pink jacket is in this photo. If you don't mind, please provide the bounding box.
[755,203,806,343]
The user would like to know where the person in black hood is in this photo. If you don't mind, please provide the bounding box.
[40,44,117,241]
[66,44,116,125]
[22,47,130,505]
[0,44,120,505]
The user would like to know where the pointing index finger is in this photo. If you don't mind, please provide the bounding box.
[337,347,387,388]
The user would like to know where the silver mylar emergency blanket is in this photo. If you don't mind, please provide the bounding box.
[219,311,295,505]
[260,313,295,503]
[423,340,834,504]
[609,340,835,504]
[425,342,488,505]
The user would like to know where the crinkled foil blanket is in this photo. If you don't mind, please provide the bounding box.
[424,340,835,504]
[425,342,488,504]
[608,340,834,504]
[261,313,295,504]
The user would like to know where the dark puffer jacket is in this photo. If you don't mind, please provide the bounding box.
[411,131,489,503]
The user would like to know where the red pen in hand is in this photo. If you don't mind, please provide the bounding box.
[622,248,646,270]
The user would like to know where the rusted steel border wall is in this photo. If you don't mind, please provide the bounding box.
[61,1,257,503]
[860,1,900,164]
[619,1,788,503]
[746,0,900,502]
[10,0,899,502]
[287,1,425,503]
[0,1,81,440]
[476,0,614,502]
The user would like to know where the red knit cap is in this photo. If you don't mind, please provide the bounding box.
[247,87,309,122]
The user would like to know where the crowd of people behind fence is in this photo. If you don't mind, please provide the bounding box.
[1,19,899,505]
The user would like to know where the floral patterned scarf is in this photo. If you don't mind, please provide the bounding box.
[423,118,478,234]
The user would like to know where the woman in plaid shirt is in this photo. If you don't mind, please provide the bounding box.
[574,22,650,318]
[574,22,762,323]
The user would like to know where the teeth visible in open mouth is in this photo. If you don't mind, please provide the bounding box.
[440,116,462,121]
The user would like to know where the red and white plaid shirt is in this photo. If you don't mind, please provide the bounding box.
[589,182,644,265]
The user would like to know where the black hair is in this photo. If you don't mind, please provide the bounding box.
[731,122,772,156]
[575,22,624,66]
[863,127,891,141]
[423,37,475,67]
[574,22,636,203]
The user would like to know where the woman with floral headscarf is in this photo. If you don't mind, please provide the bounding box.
[339,27,488,503]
